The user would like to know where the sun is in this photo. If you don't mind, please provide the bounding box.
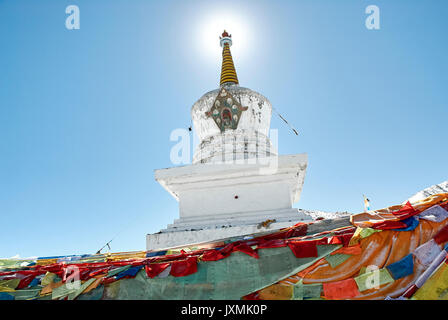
[195,11,253,62]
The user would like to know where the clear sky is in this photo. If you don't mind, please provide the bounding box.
[0,0,447,258]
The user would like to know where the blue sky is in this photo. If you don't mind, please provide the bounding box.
[0,0,447,258]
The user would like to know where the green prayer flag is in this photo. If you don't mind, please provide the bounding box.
[77,286,104,300]
[0,279,20,290]
[292,279,304,300]
[359,266,367,275]
[0,260,19,268]
[33,293,52,300]
[293,279,323,300]
[355,268,394,292]
[41,272,57,286]
[9,288,41,300]
[68,278,96,300]
[303,283,322,299]
[0,259,34,270]
[359,228,382,239]
[52,281,81,300]
[325,254,351,268]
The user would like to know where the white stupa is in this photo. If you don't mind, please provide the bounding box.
[146,31,311,250]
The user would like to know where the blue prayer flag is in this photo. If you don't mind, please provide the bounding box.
[386,254,414,280]
[115,266,143,280]
[395,217,419,231]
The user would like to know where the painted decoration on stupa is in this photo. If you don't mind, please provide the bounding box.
[205,87,248,132]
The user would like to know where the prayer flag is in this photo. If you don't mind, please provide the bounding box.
[323,278,360,299]
[386,254,414,280]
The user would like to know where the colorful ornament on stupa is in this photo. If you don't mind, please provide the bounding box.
[205,87,248,132]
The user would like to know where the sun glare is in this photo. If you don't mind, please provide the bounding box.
[195,12,253,62]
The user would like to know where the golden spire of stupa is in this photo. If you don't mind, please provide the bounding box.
[219,30,239,87]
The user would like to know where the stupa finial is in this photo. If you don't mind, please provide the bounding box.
[219,30,239,87]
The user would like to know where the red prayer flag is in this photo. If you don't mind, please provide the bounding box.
[170,257,198,277]
[233,243,259,259]
[323,278,360,300]
[200,244,235,261]
[287,240,318,258]
[284,223,308,239]
[220,243,236,256]
[391,201,417,219]
[39,264,64,277]
[145,262,170,278]
[201,250,227,261]
[164,250,188,260]
[339,233,354,246]
[440,201,448,211]
[16,274,36,289]
[253,223,308,241]
[89,267,110,277]
[434,224,448,245]
[257,239,287,249]
[315,238,330,245]
[79,268,94,281]
[371,220,408,230]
